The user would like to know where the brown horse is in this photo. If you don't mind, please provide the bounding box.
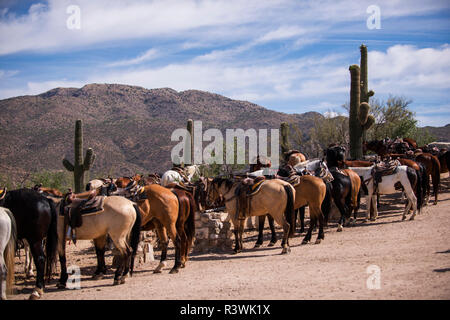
[33,184,63,197]
[208,177,295,254]
[403,137,418,150]
[135,184,182,274]
[165,184,196,269]
[364,140,389,157]
[249,155,272,172]
[415,153,441,205]
[115,174,142,188]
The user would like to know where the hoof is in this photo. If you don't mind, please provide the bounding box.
[315,239,322,244]
[169,268,179,274]
[268,241,276,247]
[113,279,121,286]
[29,288,43,300]
[337,226,343,232]
[281,247,291,254]
[409,216,415,221]
[254,243,261,248]
[153,269,162,274]
[92,272,104,280]
[402,215,406,221]
[180,262,186,268]
[57,282,66,289]
[301,240,309,245]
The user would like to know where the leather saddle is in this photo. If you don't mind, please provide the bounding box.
[371,160,400,189]
[234,176,265,220]
[62,190,105,229]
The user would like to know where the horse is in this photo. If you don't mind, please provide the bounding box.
[403,137,418,150]
[364,140,389,157]
[56,191,142,287]
[33,184,63,198]
[0,206,16,300]
[0,188,58,300]
[439,151,450,177]
[166,184,196,269]
[86,178,117,191]
[208,177,295,254]
[115,174,142,188]
[161,165,200,187]
[414,153,441,205]
[249,155,272,172]
[285,150,307,167]
[348,165,422,221]
[141,173,161,186]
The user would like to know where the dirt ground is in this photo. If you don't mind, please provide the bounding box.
[10,174,450,300]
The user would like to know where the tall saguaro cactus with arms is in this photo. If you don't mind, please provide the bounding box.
[349,65,375,159]
[280,122,290,157]
[63,119,95,193]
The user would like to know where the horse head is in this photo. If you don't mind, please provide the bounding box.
[325,145,346,168]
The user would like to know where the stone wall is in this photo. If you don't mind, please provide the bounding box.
[193,211,234,253]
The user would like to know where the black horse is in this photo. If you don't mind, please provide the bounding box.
[0,188,58,300]
[325,146,356,229]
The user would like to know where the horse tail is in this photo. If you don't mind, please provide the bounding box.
[283,185,295,238]
[129,204,142,277]
[415,168,423,213]
[431,155,441,198]
[321,182,332,225]
[44,198,58,280]
[4,209,16,295]
[360,176,368,195]
[184,192,196,251]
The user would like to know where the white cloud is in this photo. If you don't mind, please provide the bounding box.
[107,49,159,67]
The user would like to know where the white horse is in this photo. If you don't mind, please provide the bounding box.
[161,165,200,187]
[349,165,419,221]
[0,207,16,300]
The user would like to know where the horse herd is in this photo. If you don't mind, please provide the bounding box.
[0,138,449,300]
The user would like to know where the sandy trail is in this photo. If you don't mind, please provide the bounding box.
[10,175,450,300]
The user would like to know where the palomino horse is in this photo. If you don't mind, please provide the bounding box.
[285,150,307,167]
[0,188,58,300]
[208,177,295,254]
[86,178,117,191]
[349,165,422,221]
[161,165,200,187]
[56,192,142,287]
[0,206,16,300]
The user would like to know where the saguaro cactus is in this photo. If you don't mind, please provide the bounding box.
[360,44,375,104]
[349,65,375,159]
[184,119,194,166]
[280,122,290,156]
[63,119,95,193]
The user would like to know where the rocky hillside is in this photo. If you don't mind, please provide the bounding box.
[0,83,319,181]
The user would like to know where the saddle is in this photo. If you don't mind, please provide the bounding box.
[234,176,265,220]
[371,160,400,190]
[171,166,189,182]
[61,190,105,242]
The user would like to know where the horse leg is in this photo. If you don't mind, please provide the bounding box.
[315,209,325,244]
[432,175,439,205]
[254,215,265,248]
[92,235,107,280]
[0,253,6,300]
[267,214,277,246]
[302,216,316,245]
[28,239,45,300]
[299,207,306,234]
[271,214,290,254]
[167,224,182,274]
[24,240,34,278]
[334,198,347,232]
[153,223,168,273]
[371,194,378,221]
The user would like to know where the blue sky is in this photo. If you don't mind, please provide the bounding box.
[0,0,449,126]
